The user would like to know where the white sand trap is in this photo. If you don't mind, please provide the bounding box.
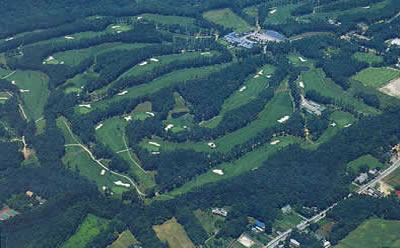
[79,104,91,108]
[269,9,277,14]
[183,125,188,129]
[146,112,155,117]
[11,80,16,85]
[239,86,247,92]
[212,169,224,175]
[164,124,174,131]
[149,141,161,147]
[238,235,255,248]
[100,169,106,175]
[344,124,352,128]
[208,142,216,148]
[124,116,132,121]
[116,31,122,34]
[277,115,290,123]
[299,81,304,88]
[266,75,272,78]
[46,56,55,62]
[201,52,211,56]
[95,123,103,130]
[298,57,307,62]
[64,36,75,40]
[102,186,106,191]
[0,97,8,100]
[5,37,14,41]
[258,70,264,75]
[362,6,370,8]
[114,181,130,187]
[137,16,143,20]
[380,77,400,98]
[253,75,260,79]
[270,140,280,145]
[117,90,128,96]
[150,58,159,62]
[19,89,30,93]
[152,151,160,155]
[60,61,64,64]
[111,25,121,29]
[139,61,148,66]
[330,122,337,127]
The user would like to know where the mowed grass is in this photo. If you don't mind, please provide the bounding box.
[90,63,230,111]
[353,67,400,88]
[203,8,252,32]
[264,4,303,25]
[202,64,275,128]
[273,212,304,231]
[162,136,299,198]
[384,167,400,188]
[302,68,378,115]
[61,214,110,248]
[108,230,139,248]
[347,154,384,173]
[153,218,195,248]
[352,52,383,65]
[8,70,49,120]
[334,218,400,248]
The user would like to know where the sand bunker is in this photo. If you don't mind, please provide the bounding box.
[380,76,400,98]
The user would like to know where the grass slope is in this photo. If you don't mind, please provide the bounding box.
[203,8,252,32]
[153,218,195,248]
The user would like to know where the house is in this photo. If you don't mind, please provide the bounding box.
[290,239,300,248]
[212,208,228,217]
[301,96,325,116]
[254,220,266,231]
[323,240,331,248]
[281,204,292,214]
[355,173,368,184]
[26,191,34,197]
[0,208,18,221]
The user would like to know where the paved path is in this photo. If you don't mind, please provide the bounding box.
[62,120,146,197]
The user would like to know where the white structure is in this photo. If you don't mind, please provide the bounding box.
[212,208,228,217]
[290,239,300,247]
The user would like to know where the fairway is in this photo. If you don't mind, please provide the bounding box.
[263,4,303,25]
[8,70,49,120]
[353,67,400,88]
[108,230,139,248]
[61,214,110,248]
[302,68,378,115]
[140,14,195,25]
[347,154,383,173]
[352,52,383,65]
[153,218,195,248]
[334,218,400,248]
[163,136,299,198]
[203,8,252,32]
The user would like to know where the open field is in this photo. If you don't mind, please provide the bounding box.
[162,136,299,198]
[108,230,139,248]
[384,167,400,188]
[203,8,252,32]
[202,64,275,128]
[263,4,303,25]
[353,67,400,88]
[334,218,400,248]
[194,209,224,236]
[61,214,110,248]
[8,70,49,120]
[273,212,304,231]
[302,69,379,115]
[90,63,230,111]
[287,53,315,68]
[352,52,383,65]
[153,218,195,248]
[347,154,384,173]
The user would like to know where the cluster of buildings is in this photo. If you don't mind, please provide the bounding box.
[301,96,326,116]
[0,207,18,221]
[224,30,285,49]
[212,208,228,217]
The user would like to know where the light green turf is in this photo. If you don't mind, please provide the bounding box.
[334,218,400,248]
[89,63,230,112]
[203,8,252,32]
[61,214,110,248]
[352,52,383,65]
[347,154,384,173]
[202,64,275,128]
[264,3,303,25]
[140,14,195,25]
[302,68,379,115]
[160,136,299,199]
[353,67,400,88]
[8,70,49,120]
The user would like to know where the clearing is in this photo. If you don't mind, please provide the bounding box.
[203,8,252,32]
[352,52,383,65]
[108,230,139,248]
[346,154,384,173]
[334,218,400,248]
[61,214,110,248]
[153,218,195,248]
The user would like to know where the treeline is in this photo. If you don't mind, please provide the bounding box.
[328,196,400,245]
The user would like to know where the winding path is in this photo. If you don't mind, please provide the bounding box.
[61,119,146,197]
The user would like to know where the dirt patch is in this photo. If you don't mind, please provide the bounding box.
[379,76,400,98]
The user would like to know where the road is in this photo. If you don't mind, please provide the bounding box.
[61,120,146,197]
[357,158,400,194]
[263,158,400,248]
